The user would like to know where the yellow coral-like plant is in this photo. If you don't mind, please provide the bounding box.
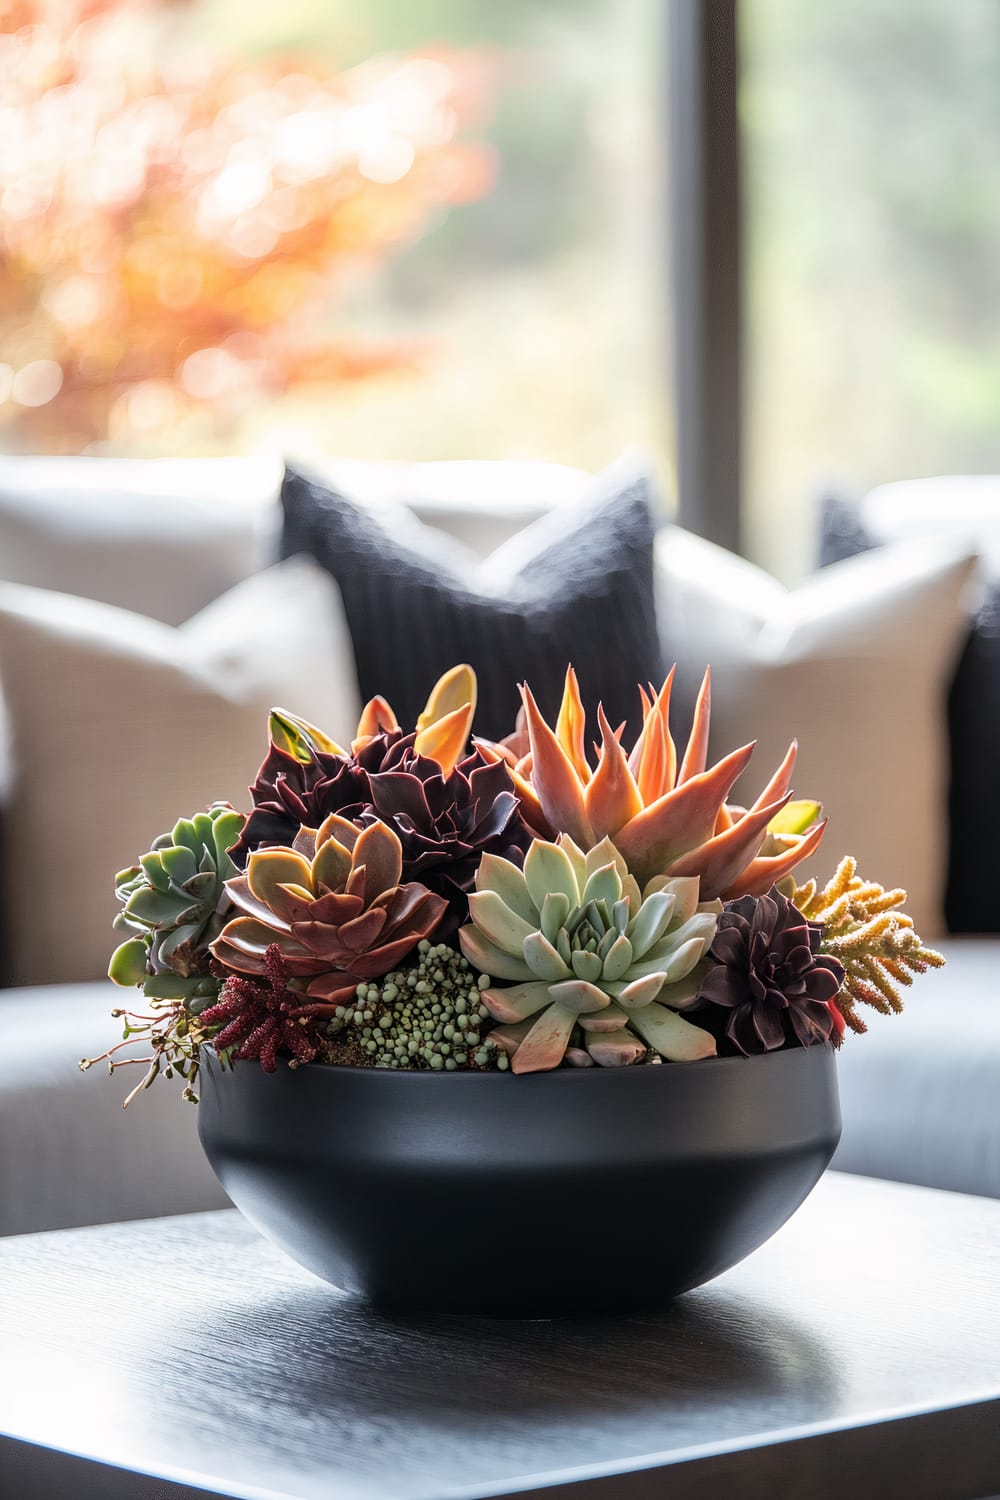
[790,856,945,1035]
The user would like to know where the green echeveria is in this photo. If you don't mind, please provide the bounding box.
[109,805,244,1009]
[458,834,721,1073]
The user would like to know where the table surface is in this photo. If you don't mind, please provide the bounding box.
[1,1171,999,1500]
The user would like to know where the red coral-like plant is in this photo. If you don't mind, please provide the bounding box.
[200,944,333,1073]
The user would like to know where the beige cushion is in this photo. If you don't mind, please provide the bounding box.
[0,556,361,986]
[656,529,978,937]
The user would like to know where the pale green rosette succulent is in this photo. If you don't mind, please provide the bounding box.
[109,804,244,1009]
[458,834,721,1073]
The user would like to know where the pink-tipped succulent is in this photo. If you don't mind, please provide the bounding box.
[210,815,446,1004]
[483,665,827,900]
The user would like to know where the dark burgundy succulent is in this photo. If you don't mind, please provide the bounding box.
[696,887,845,1055]
[201,944,334,1073]
[231,741,368,860]
[232,730,531,938]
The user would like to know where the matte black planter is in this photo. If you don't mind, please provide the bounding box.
[198,1046,840,1316]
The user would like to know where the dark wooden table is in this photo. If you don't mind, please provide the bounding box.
[1,1172,999,1500]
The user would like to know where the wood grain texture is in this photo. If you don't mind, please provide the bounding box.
[1,1172,1000,1500]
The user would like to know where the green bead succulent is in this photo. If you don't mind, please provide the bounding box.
[326,939,505,1070]
[458,834,721,1072]
[109,804,245,1007]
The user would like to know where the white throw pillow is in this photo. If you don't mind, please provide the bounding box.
[0,455,281,625]
[0,556,361,986]
[656,528,978,937]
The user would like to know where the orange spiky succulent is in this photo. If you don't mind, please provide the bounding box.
[482,666,827,901]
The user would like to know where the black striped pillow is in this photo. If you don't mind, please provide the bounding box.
[280,458,664,742]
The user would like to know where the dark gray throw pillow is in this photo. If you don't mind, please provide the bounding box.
[819,494,989,933]
[280,458,664,741]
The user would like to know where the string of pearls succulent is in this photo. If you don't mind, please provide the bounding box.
[327,940,508,1071]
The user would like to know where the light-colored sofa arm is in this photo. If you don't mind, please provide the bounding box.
[833,940,1000,1199]
[0,983,227,1237]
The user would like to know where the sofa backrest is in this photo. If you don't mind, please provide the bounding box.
[0,454,592,622]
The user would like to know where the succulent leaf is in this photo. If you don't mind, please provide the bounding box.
[519,683,595,849]
[677,667,712,783]
[413,703,474,780]
[476,853,538,926]
[269,707,346,763]
[570,948,604,983]
[312,836,353,894]
[480,980,553,1024]
[125,888,199,927]
[660,935,707,983]
[540,890,571,945]
[523,839,580,914]
[628,1002,718,1061]
[109,936,149,987]
[587,1028,648,1068]
[612,972,667,1009]
[247,849,315,919]
[601,932,634,982]
[466,890,535,954]
[523,930,573,981]
[158,845,198,885]
[353,695,400,748]
[768,799,821,837]
[458,924,533,981]
[139,851,170,891]
[584,706,643,839]
[627,890,676,959]
[554,666,589,781]
[581,861,622,912]
[510,1002,579,1074]
[416,662,477,736]
[576,1000,630,1032]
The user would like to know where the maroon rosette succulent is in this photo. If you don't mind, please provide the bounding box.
[211,816,447,1005]
[234,730,531,938]
[232,737,367,861]
[696,887,845,1054]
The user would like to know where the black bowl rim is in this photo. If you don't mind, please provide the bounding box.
[203,1040,837,1086]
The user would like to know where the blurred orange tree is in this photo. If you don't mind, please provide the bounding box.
[0,0,496,451]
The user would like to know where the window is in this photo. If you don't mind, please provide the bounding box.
[743,0,1000,578]
[1,0,670,482]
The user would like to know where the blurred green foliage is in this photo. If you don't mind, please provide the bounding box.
[743,0,1000,577]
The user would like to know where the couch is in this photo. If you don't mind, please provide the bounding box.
[1,456,997,1240]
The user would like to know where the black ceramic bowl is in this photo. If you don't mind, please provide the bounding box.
[198,1046,840,1316]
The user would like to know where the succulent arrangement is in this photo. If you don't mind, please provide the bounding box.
[83,663,942,1102]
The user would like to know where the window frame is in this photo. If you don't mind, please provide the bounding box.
[667,0,742,552]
